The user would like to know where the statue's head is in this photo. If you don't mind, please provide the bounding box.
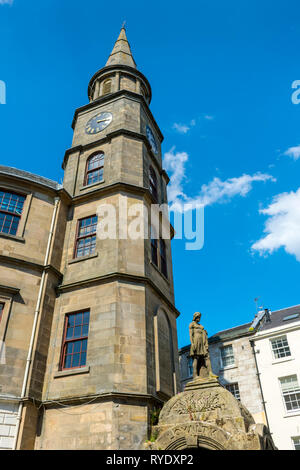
[193,312,201,322]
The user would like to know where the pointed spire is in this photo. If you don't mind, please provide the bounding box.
[105,26,137,68]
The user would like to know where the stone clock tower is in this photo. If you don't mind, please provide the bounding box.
[27,27,180,450]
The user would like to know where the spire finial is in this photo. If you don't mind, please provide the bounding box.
[105,25,136,68]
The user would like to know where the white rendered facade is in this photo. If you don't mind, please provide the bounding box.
[253,306,300,450]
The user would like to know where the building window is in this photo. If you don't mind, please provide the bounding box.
[0,303,4,323]
[85,153,104,186]
[292,436,300,450]
[220,345,235,368]
[225,382,240,401]
[151,226,158,266]
[280,375,300,412]
[271,335,291,359]
[149,166,158,201]
[188,357,193,377]
[60,310,90,370]
[74,216,97,258]
[0,190,25,236]
[160,239,168,278]
[102,79,112,95]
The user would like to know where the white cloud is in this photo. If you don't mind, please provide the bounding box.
[172,123,190,134]
[0,0,13,4]
[284,145,300,160]
[163,147,275,212]
[172,119,196,135]
[172,116,213,134]
[252,188,300,261]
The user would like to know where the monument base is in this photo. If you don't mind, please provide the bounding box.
[149,378,276,450]
[184,375,219,391]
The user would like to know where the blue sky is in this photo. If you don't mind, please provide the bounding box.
[1,0,300,347]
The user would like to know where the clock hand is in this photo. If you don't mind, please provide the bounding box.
[97,119,109,123]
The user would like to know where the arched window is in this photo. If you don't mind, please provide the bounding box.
[160,239,168,278]
[149,166,158,201]
[102,79,112,95]
[85,152,104,186]
[151,225,158,266]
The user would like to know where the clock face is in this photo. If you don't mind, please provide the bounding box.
[85,112,113,135]
[146,125,158,154]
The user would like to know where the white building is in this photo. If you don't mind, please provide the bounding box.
[179,305,300,450]
[252,305,300,450]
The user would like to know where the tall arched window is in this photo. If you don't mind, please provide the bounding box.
[102,79,112,95]
[85,152,104,186]
[151,225,158,266]
[149,166,158,201]
[160,239,168,278]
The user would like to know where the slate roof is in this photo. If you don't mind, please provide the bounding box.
[179,321,253,352]
[179,305,300,353]
[0,165,60,190]
[208,321,253,343]
[258,305,300,332]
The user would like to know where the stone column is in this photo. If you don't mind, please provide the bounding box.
[136,79,141,94]
[115,72,120,91]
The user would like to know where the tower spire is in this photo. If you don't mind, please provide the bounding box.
[105,26,137,68]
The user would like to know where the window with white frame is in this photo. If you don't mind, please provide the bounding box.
[292,436,300,450]
[225,382,240,401]
[271,335,291,359]
[220,345,235,368]
[279,375,300,412]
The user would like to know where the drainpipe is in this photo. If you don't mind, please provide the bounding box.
[13,196,60,450]
[250,339,271,431]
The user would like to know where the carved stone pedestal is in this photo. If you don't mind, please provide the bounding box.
[150,377,276,450]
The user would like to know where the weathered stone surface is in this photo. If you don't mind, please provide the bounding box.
[150,377,276,450]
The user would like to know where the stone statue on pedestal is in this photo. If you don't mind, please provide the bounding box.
[147,311,277,450]
[189,312,215,380]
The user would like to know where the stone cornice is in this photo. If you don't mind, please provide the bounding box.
[71,180,146,203]
[37,391,165,409]
[0,284,20,297]
[87,64,152,102]
[70,181,175,237]
[70,88,163,141]
[0,169,72,203]
[0,255,63,279]
[62,128,165,178]
[57,271,180,318]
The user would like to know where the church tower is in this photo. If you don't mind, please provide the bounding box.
[32,28,180,449]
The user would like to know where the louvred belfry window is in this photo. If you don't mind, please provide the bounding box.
[60,311,90,370]
[160,239,168,278]
[85,153,104,186]
[74,215,97,258]
[0,190,25,236]
[151,226,158,266]
[149,166,158,201]
[102,79,112,95]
